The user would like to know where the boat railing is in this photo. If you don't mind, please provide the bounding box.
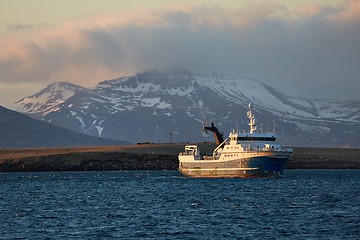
[179,152,194,156]
[261,147,293,152]
[235,146,293,152]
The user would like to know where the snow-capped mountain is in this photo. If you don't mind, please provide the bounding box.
[14,70,360,147]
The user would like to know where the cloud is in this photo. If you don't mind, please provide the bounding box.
[6,24,34,31]
[328,0,360,22]
[0,1,359,98]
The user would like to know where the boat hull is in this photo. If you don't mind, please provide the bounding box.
[179,152,290,178]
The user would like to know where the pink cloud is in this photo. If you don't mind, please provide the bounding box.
[0,2,359,97]
[329,0,360,22]
[0,4,284,85]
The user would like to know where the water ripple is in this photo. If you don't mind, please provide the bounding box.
[0,170,359,239]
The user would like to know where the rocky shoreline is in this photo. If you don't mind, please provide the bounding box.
[1,143,360,172]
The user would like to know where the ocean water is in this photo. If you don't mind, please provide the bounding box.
[0,170,359,239]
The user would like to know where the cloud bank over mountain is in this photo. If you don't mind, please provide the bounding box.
[0,1,359,105]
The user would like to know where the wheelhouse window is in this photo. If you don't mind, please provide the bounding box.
[237,137,276,141]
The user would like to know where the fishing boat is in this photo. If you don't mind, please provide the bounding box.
[178,103,293,178]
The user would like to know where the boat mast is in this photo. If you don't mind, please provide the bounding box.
[247,103,257,134]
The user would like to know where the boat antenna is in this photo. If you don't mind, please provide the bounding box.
[265,112,268,133]
[247,103,257,134]
[236,115,239,133]
[273,117,275,133]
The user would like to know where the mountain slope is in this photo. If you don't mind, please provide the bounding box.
[13,71,360,147]
[0,106,128,148]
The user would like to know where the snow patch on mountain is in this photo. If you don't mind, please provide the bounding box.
[15,82,82,115]
[76,116,86,130]
[165,85,195,96]
[141,97,171,109]
[94,119,105,137]
[117,82,162,93]
[196,74,318,119]
[95,125,104,136]
[312,100,360,122]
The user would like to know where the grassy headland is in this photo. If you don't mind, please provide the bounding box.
[1,143,359,172]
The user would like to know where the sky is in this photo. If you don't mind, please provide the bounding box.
[0,0,359,107]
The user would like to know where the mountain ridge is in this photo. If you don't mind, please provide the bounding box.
[13,70,360,147]
[0,105,129,148]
